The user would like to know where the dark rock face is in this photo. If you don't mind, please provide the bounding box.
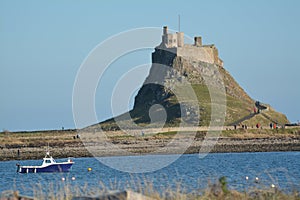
[132,48,180,125]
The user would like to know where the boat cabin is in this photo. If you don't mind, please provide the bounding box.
[42,152,56,166]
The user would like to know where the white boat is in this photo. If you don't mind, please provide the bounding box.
[17,152,74,173]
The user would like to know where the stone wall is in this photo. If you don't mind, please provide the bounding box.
[159,26,223,67]
[162,33,178,48]
[176,45,223,67]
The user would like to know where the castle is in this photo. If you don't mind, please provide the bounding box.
[158,26,223,68]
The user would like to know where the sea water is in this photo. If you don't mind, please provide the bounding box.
[0,152,299,196]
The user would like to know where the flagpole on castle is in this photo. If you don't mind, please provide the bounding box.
[178,14,181,32]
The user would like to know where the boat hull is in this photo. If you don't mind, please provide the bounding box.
[18,163,73,173]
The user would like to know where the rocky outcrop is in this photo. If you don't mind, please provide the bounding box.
[98,44,288,129]
[131,47,255,127]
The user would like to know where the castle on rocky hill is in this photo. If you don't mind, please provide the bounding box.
[158,26,223,68]
[95,26,289,130]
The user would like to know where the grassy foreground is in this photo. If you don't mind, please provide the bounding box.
[1,176,299,200]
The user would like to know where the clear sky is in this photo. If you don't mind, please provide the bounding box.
[1,0,299,131]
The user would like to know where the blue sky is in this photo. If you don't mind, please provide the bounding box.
[1,0,299,131]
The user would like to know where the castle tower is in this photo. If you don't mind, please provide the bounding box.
[163,26,168,35]
[194,36,202,46]
[161,26,178,48]
[159,26,223,67]
[177,32,184,47]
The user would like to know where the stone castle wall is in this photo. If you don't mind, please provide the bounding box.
[159,26,223,67]
[175,45,223,67]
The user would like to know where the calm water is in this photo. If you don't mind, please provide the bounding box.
[0,152,299,196]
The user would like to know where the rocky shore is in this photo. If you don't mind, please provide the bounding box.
[1,128,299,161]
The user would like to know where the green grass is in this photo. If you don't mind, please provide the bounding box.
[221,126,300,138]
[156,131,179,137]
[0,129,79,148]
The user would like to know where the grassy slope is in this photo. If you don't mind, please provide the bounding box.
[98,83,288,130]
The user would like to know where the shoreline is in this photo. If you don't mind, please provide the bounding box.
[1,137,299,161]
[1,128,299,161]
